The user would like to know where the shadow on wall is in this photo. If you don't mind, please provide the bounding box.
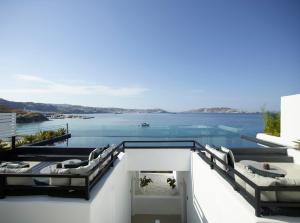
[189,155,208,223]
[187,156,208,223]
[193,196,208,223]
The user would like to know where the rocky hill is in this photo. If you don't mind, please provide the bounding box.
[0,98,247,115]
[0,98,168,114]
[185,107,242,113]
[0,104,49,123]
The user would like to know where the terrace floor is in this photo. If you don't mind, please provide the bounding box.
[132,214,181,223]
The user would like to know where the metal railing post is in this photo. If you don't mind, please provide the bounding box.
[210,156,214,169]
[85,176,90,200]
[191,141,195,151]
[122,142,125,152]
[255,188,261,217]
[11,136,16,150]
[110,153,114,167]
[0,176,5,198]
[66,123,69,134]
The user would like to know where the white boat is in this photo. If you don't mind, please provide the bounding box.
[140,122,150,127]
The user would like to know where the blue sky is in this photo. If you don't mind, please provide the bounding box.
[0,0,299,112]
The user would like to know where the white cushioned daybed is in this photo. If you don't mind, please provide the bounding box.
[204,144,300,202]
[0,162,40,185]
[49,145,115,186]
[235,160,300,202]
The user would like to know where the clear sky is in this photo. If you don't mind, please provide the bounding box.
[0,0,299,112]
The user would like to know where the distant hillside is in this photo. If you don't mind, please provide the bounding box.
[185,107,242,113]
[0,104,49,123]
[0,99,250,115]
[0,98,168,114]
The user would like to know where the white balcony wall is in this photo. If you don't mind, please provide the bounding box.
[133,195,181,215]
[90,153,131,223]
[256,94,300,148]
[0,195,90,223]
[126,149,191,171]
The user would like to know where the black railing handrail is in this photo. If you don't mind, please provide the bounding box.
[114,140,205,151]
[0,140,203,200]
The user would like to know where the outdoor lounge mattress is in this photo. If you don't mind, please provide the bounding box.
[235,162,300,202]
[0,162,40,185]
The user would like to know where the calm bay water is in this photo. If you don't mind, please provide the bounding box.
[17,113,264,148]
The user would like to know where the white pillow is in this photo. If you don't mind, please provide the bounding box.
[205,145,228,171]
[89,148,101,161]
[246,173,278,202]
[5,167,34,186]
[70,159,98,186]
[49,168,70,186]
[276,177,300,202]
[221,146,235,168]
[234,163,248,189]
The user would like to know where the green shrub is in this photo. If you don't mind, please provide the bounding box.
[15,139,28,147]
[23,135,36,143]
[0,139,9,150]
[263,111,280,137]
[140,176,153,187]
[15,128,68,147]
[57,128,66,136]
[167,178,176,189]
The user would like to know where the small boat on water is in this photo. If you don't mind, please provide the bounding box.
[140,122,150,127]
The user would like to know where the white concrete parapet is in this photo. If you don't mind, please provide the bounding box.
[256,94,300,148]
[281,94,300,141]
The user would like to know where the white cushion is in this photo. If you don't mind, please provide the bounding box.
[234,163,248,189]
[49,168,70,186]
[89,148,101,161]
[221,146,235,167]
[70,159,99,186]
[246,173,278,202]
[276,177,300,202]
[101,145,115,159]
[205,145,228,171]
[4,167,34,185]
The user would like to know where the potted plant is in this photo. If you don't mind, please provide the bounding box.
[167,178,176,194]
[139,176,152,193]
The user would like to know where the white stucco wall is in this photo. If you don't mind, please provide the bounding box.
[287,148,300,165]
[126,149,191,171]
[133,195,181,215]
[0,197,90,223]
[90,153,131,223]
[256,133,297,147]
[281,94,300,141]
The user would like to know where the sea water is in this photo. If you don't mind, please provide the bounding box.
[16,113,263,148]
